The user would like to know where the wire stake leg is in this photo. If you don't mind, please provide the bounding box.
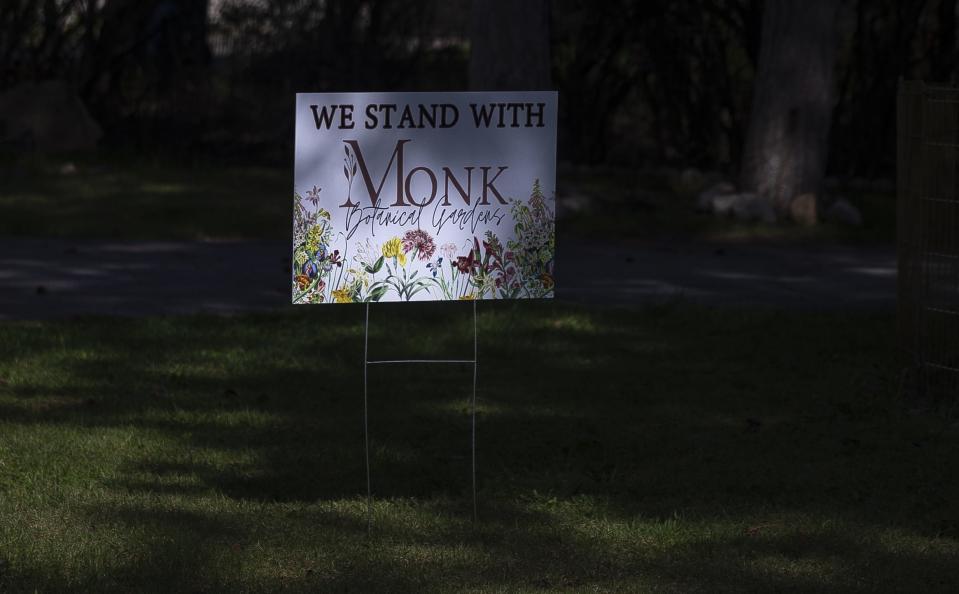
[364,302,372,534]
[471,299,478,524]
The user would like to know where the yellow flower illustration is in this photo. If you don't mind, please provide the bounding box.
[332,288,353,303]
[381,237,406,266]
[382,237,402,258]
[305,226,323,253]
[459,293,476,300]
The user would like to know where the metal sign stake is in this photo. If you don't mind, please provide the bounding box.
[362,300,479,534]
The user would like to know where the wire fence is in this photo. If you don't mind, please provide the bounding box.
[898,80,959,402]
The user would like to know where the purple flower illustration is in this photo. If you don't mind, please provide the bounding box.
[305,185,321,207]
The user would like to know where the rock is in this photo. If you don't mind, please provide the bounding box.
[696,181,736,212]
[712,194,739,217]
[789,193,818,226]
[0,81,101,152]
[825,199,863,227]
[710,193,741,216]
[716,193,774,223]
[556,185,592,219]
[697,182,778,223]
[707,192,778,223]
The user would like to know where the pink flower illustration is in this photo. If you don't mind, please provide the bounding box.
[401,229,436,260]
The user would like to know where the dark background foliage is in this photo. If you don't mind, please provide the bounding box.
[1,0,956,175]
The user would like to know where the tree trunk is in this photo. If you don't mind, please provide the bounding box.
[469,0,551,90]
[740,0,839,213]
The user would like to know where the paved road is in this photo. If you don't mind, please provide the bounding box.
[0,238,896,320]
[559,240,896,309]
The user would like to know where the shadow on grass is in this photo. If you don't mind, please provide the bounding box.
[1,301,958,590]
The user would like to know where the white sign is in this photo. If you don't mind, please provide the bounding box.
[292,92,557,304]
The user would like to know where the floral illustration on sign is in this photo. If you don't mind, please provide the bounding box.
[292,156,554,303]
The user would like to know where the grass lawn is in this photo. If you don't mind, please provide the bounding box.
[0,302,957,592]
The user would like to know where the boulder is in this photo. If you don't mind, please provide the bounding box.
[825,198,863,227]
[0,80,101,152]
[697,184,778,223]
[789,193,818,226]
[555,185,593,219]
[710,192,741,216]
[696,181,736,212]
[706,192,776,223]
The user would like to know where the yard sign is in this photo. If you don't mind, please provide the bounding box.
[292,92,557,304]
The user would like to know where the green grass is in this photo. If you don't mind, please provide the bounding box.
[0,302,956,592]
